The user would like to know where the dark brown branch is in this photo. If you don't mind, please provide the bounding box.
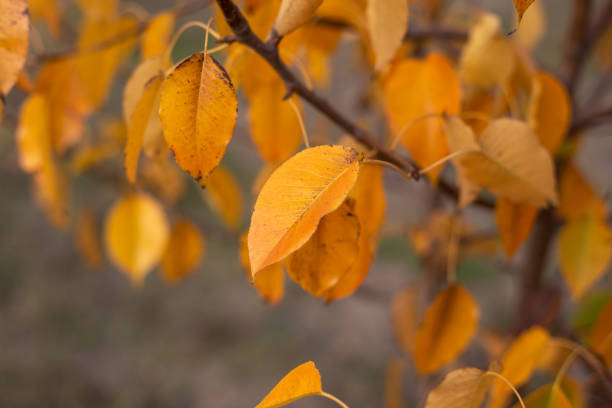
[560,0,593,92]
[215,0,421,179]
[571,106,612,134]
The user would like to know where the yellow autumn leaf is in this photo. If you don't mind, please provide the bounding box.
[514,0,536,24]
[495,198,538,258]
[367,0,409,71]
[558,214,611,300]
[240,232,285,305]
[17,94,52,173]
[315,0,367,31]
[391,285,419,354]
[528,72,571,154]
[255,361,322,408]
[459,14,515,88]
[141,12,175,59]
[161,218,205,283]
[29,0,60,37]
[558,163,606,221]
[0,0,29,99]
[248,145,361,275]
[591,298,612,366]
[445,117,558,207]
[287,200,360,297]
[515,0,546,50]
[273,0,324,36]
[511,383,571,408]
[425,367,494,408]
[76,209,104,269]
[202,165,243,229]
[413,284,479,374]
[104,193,170,285]
[489,326,550,408]
[140,155,186,204]
[384,53,461,182]
[75,0,117,20]
[159,53,238,183]
[125,75,164,183]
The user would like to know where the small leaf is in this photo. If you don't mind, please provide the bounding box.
[425,367,493,408]
[558,163,606,221]
[161,219,205,283]
[514,0,536,24]
[559,214,612,299]
[273,0,324,36]
[287,199,360,297]
[445,117,557,207]
[240,232,285,305]
[76,209,104,269]
[202,165,243,229]
[367,0,409,71]
[510,383,571,408]
[495,198,538,258]
[0,0,29,98]
[159,53,238,183]
[141,12,175,59]
[255,361,322,408]
[248,145,361,275]
[104,193,170,285]
[391,285,419,354]
[591,297,612,366]
[413,284,479,374]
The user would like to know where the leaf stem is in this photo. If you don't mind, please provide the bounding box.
[288,98,310,148]
[318,391,350,408]
[549,337,608,378]
[389,113,443,150]
[485,371,526,408]
[363,159,413,181]
[419,149,477,175]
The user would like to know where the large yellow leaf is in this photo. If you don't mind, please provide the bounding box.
[273,0,324,36]
[425,367,494,408]
[248,145,361,274]
[446,117,557,207]
[161,219,204,283]
[125,75,164,183]
[255,361,322,408]
[0,0,29,98]
[495,198,538,258]
[141,12,175,59]
[413,284,479,374]
[511,384,571,408]
[489,326,550,408]
[528,72,571,154]
[558,163,606,221]
[240,232,285,305]
[104,193,170,285]
[384,53,461,182]
[558,214,611,299]
[287,200,360,297]
[367,0,409,71]
[202,165,243,229]
[591,298,612,366]
[513,0,536,24]
[159,53,238,182]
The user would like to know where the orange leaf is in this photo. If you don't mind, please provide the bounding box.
[0,0,29,98]
[273,0,324,36]
[425,367,493,408]
[29,0,60,37]
[511,383,571,408]
[513,0,536,24]
[255,361,322,408]
[202,165,243,229]
[391,286,419,354]
[591,298,612,366]
[76,209,104,269]
[239,233,285,305]
[141,12,175,59]
[248,145,361,274]
[558,163,606,221]
[161,218,205,283]
[495,198,538,258]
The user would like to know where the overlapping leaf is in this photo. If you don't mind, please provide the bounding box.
[161,219,205,283]
[240,233,285,305]
[367,0,409,71]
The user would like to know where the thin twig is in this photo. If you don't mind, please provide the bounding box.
[570,107,612,134]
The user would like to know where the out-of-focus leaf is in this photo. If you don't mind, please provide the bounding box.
[513,0,536,24]
[558,163,606,221]
[240,232,285,305]
[425,367,494,408]
[495,198,538,257]
[391,285,419,354]
[384,358,405,408]
[273,0,324,36]
[590,296,612,366]
[141,12,175,59]
[202,165,243,229]
[510,383,571,408]
[29,0,60,37]
[76,209,104,269]
[161,218,205,283]
[366,0,409,71]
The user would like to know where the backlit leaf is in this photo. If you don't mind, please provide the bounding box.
[161,218,205,283]
[0,0,29,98]
[510,383,571,408]
[591,297,612,366]
[367,0,409,71]
[273,0,324,36]
[425,367,493,408]
[202,165,243,229]
[255,361,322,408]
[413,284,479,374]
[514,0,536,24]
[159,53,238,183]
[495,198,538,257]
[240,232,285,305]
[141,12,175,59]
[287,200,360,297]
[104,193,170,285]
[248,145,361,275]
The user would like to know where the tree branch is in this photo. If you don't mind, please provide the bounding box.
[571,106,612,134]
[215,0,421,179]
[560,0,593,93]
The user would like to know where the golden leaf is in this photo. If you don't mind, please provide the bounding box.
[384,53,461,182]
[248,145,361,275]
[161,218,205,283]
[445,117,557,207]
[202,165,243,229]
[425,367,493,408]
[104,193,170,285]
[159,53,238,182]
[141,12,175,59]
[0,0,29,98]
[510,383,571,408]
[76,209,104,269]
[591,298,612,366]
[558,163,606,221]
[558,214,611,300]
[366,0,409,71]
[255,361,322,408]
[513,0,536,24]
[391,286,419,354]
[495,198,538,257]
[413,284,479,374]
[287,200,360,297]
[273,0,324,36]
[240,232,285,305]
[75,0,117,20]
[515,0,546,50]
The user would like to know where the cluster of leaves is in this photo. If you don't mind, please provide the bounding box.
[2,0,612,406]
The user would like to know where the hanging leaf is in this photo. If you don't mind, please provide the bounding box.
[0,0,29,100]
[591,298,612,366]
[248,145,361,275]
[515,0,546,50]
[202,165,243,229]
[76,209,104,269]
[391,285,419,354]
[240,232,285,305]
[104,193,170,285]
[287,200,360,297]
[558,214,611,300]
[495,198,538,258]
[273,0,324,36]
[489,326,550,408]
[425,367,494,408]
[125,75,164,183]
[255,361,322,408]
[75,0,117,20]
[413,284,479,374]
[384,53,461,182]
[513,0,536,24]
[159,53,238,183]
[558,163,606,221]
[528,72,571,154]
[384,358,405,408]
[141,12,175,59]
[366,0,409,71]
[510,383,571,408]
[445,117,557,207]
[161,218,205,283]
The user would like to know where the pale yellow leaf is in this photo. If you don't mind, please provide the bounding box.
[515,0,546,50]
[425,367,493,408]
[0,0,29,97]
[273,0,324,36]
[367,0,409,71]
[255,361,322,408]
[495,198,538,257]
[161,218,205,283]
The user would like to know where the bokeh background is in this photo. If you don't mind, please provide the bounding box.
[1,0,611,406]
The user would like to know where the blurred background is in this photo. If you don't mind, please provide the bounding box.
[1,0,611,406]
